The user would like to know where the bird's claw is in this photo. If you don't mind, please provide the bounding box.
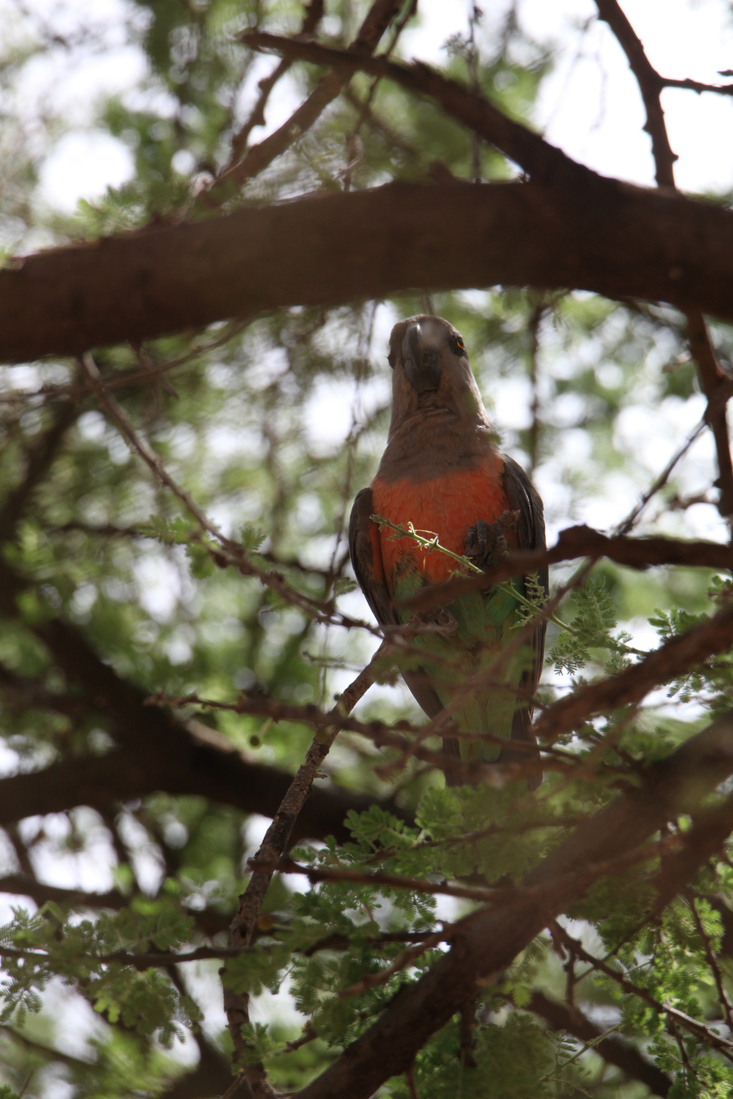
[465,510,518,567]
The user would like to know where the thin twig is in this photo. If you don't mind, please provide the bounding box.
[225,0,325,171]
[78,352,374,633]
[337,926,447,1000]
[241,32,591,186]
[204,0,404,206]
[400,521,733,614]
[616,419,705,535]
[146,688,574,786]
[551,920,733,1064]
[270,832,679,916]
[529,990,672,1095]
[361,813,588,866]
[663,75,733,96]
[687,891,733,1033]
[260,857,496,902]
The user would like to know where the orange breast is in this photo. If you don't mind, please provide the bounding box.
[371,460,510,586]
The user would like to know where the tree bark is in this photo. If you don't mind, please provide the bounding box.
[2,179,733,363]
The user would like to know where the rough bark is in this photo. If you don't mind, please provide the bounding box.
[3,179,733,363]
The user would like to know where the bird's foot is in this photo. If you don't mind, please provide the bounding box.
[464,510,518,567]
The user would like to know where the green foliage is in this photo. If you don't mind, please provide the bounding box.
[649,576,733,710]
[549,575,635,677]
[0,899,200,1045]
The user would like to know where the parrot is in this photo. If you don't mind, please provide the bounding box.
[348,315,547,787]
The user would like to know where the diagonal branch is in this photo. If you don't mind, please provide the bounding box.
[551,920,733,1063]
[240,31,589,186]
[652,790,733,916]
[687,891,733,1032]
[223,0,325,173]
[79,352,352,628]
[595,0,677,188]
[616,418,707,534]
[0,401,78,541]
[288,709,733,1098]
[223,644,387,1093]
[0,1023,91,1070]
[205,0,404,205]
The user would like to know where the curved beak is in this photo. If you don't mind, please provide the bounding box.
[402,323,441,393]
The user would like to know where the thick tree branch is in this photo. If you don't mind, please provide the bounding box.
[0,660,89,718]
[159,1038,242,1099]
[288,709,733,1099]
[6,30,733,362]
[5,178,733,363]
[0,739,395,844]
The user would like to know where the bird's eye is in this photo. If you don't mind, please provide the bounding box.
[451,335,466,356]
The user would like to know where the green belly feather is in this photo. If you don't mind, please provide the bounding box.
[391,561,530,762]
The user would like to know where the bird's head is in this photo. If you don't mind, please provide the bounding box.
[386,315,490,434]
